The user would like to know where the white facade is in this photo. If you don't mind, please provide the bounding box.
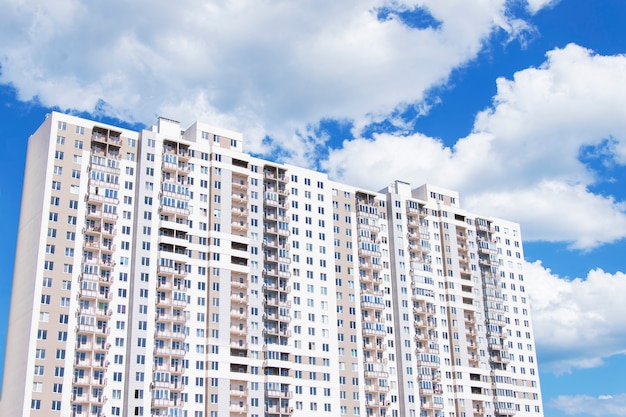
[1,112,543,417]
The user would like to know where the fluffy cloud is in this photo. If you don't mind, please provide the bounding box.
[2,1,622,249]
[525,260,626,374]
[323,44,626,249]
[464,182,626,249]
[549,394,626,416]
[525,0,561,14]
[0,0,546,161]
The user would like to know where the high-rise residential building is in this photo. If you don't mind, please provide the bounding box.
[1,112,543,417]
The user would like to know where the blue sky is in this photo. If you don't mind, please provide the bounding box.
[2,0,626,415]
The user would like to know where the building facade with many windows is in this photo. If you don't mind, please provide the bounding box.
[1,112,543,417]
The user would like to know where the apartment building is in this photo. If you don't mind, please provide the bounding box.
[1,112,543,417]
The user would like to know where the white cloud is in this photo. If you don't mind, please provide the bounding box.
[526,0,561,14]
[464,181,626,249]
[0,0,547,161]
[2,1,621,249]
[549,394,626,416]
[323,44,626,249]
[525,260,626,374]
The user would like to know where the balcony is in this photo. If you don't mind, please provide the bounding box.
[363,343,387,352]
[230,404,248,414]
[356,222,381,233]
[359,262,383,271]
[358,248,382,258]
[72,375,91,386]
[414,332,428,342]
[91,377,108,388]
[230,326,247,336]
[495,407,516,416]
[364,370,389,379]
[263,171,289,183]
[152,397,184,408]
[230,341,248,350]
[231,278,248,289]
[359,274,382,284]
[265,390,293,399]
[162,160,178,173]
[231,294,248,304]
[168,381,186,392]
[230,310,248,320]
[264,405,293,415]
[232,207,249,218]
[474,408,486,416]
[153,362,184,375]
[230,388,249,397]
[159,204,190,217]
[232,180,248,191]
[361,300,386,311]
[262,328,292,338]
[358,211,380,224]
[413,320,428,330]
[86,192,118,206]
[416,346,439,355]
[155,329,187,341]
[177,148,191,161]
[101,226,117,237]
[263,298,291,308]
[490,355,511,364]
[71,393,90,404]
[416,358,440,368]
[362,327,386,337]
[364,385,390,393]
[231,193,249,204]
[421,402,444,410]
[154,346,187,358]
[263,199,287,209]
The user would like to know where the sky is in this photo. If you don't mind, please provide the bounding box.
[1,0,626,415]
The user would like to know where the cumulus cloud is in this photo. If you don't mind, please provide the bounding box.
[465,182,626,249]
[2,1,623,249]
[0,0,546,161]
[525,260,626,374]
[526,0,561,14]
[323,44,626,249]
[549,394,626,416]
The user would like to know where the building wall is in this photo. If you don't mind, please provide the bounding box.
[1,112,543,417]
[2,113,53,417]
